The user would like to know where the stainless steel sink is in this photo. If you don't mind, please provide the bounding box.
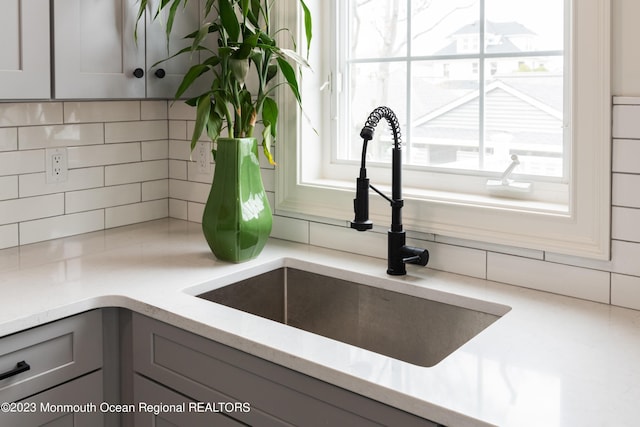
[197,267,509,367]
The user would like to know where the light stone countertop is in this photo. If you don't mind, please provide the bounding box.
[1,218,639,427]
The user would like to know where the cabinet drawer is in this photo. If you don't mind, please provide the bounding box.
[0,310,103,403]
[0,370,103,427]
[133,313,437,427]
[134,374,243,427]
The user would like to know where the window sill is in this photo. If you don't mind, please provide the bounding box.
[276,176,608,260]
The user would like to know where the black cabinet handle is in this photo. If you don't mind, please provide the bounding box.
[133,68,145,78]
[0,361,30,381]
[154,68,166,79]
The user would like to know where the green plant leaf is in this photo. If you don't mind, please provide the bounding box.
[240,0,250,19]
[229,59,250,87]
[299,0,313,57]
[134,0,147,43]
[262,97,278,138]
[261,125,276,166]
[276,57,301,105]
[175,63,208,99]
[206,110,223,142]
[219,0,240,42]
[192,94,212,151]
[266,64,278,84]
[277,47,311,69]
[233,33,260,59]
[165,0,183,45]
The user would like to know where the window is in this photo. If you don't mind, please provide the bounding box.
[277,0,611,259]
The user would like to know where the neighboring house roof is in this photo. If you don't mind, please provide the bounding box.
[435,20,536,55]
[412,78,563,139]
[450,20,536,37]
[436,37,521,55]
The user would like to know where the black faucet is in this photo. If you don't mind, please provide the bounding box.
[350,106,429,276]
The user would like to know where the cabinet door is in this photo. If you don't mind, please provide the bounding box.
[145,0,206,99]
[54,0,145,98]
[0,0,50,99]
[134,374,243,427]
[0,370,103,427]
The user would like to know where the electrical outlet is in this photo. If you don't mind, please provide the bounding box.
[45,147,68,183]
[196,141,211,174]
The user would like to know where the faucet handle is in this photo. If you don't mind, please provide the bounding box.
[351,176,373,231]
[402,246,429,266]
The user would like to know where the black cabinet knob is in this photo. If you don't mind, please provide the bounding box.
[133,68,144,78]
[154,68,166,79]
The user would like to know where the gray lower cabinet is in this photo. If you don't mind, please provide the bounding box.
[132,313,438,427]
[133,373,243,427]
[0,310,104,427]
[0,370,103,427]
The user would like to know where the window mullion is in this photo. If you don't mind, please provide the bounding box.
[479,0,486,170]
[405,0,412,161]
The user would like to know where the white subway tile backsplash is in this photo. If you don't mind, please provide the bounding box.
[612,207,640,242]
[169,160,187,180]
[142,140,169,161]
[19,210,104,245]
[612,173,640,208]
[18,123,104,150]
[0,194,64,225]
[310,222,386,259]
[64,101,140,123]
[610,240,640,277]
[423,241,486,279]
[0,176,18,201]
[1,96,640,311]
[544,250,613,272]
[105,120,167,143]
[0,101,169,249]
[67,143,141,168]
[0,150,44,176]
[105,200,168,228]
[0,128,17,151]
[141,101,168,120]
[435,234,544,260]
[187,201,204,223]
[487,252,610,303]
[0,224,18,249]
[613,105,640,138]
[169,120,187,140]
[0,103,63,127]
[105,160,168,186]
[142,180,169,201]
[271,215,309,244]
[168,102,196,120]
[611,274,640,311]
[612,140,640,173]
[169,139,191,160]
[19,167,104,198]
[169,199,188,220]
[261,168,275,192]
[66,184,141,213]
[169,179,210,203]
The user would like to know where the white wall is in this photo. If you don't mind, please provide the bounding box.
[612,0,640,95]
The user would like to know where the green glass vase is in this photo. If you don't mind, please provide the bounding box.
[202,138,273,262]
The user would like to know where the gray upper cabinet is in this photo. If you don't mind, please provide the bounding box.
[0,0,51,99]
[53,0,205,99]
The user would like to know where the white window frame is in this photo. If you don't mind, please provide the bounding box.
[276,0,611,260]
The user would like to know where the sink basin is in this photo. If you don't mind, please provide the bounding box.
[197,267,509,367]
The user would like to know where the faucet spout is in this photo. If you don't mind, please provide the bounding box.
[350,106,430,276]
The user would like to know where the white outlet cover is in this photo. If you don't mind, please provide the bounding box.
[45,147,68,184]
[196,141,211,174]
